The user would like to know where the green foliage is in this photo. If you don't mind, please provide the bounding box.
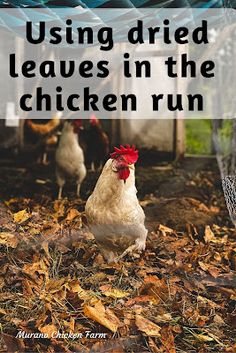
[185,119,212,155]
[217,120,233,156]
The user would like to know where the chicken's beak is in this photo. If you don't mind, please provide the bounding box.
[128,164,135,170]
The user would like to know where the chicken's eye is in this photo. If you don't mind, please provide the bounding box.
[118,156,124,162]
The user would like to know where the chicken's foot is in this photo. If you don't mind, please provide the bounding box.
[115,244,137,262]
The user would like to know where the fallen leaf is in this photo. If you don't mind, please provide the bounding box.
[2,333,25,352]
[39,323,57,338]
[0,232,18,248]
[160,326,176,353]
[101,287,129,299]
[155,313,172,323]
[53,200,65,218]
[66,208,81,221]
[198,261,209,272]
[213,314,225,325]
[159,224,174,235]
[194,333,214,342]
[139,276,169,304]
[135,314,161,337]
[13,209,30,224]
[148,337,160,353]
[84,301,121,332]
[22,257,49,284]
[204,226,216,243]
[68,280,96,303]
[90,340,124,353]
[125,295,155,307]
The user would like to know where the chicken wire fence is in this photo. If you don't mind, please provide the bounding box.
[212,53,236,227]
[213,121,236,227]
[222,175,236,226]
[211,24,236,227]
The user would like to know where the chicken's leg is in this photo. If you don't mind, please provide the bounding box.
[91,162,95,172]
[115,234,147,262]
[76,183,81,198]
[58,186,63,200]
[42,152,49,165]
[56,168,65,200]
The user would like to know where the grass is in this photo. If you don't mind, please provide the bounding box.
[185,119,212,155]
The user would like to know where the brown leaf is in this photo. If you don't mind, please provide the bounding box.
[66,208,81,222]
[139,276,169,304]
[148,337,160,353]
[100,286,129,299]
[13,209,30,224]
[135,315,161,337]
[204,226,215,243]
[84,301,121,332]
[90,340,124,353]
[160,326,176,353]
[2,333,25,352]
[193,333,214,342]
[53,200,65,218]
[22,256,49,284]
[0,232,18,248]
[125,295,155,307]
[213,314,225,325]
[159,224,174,235]
[68,280,96,303]
[39,323,58,338]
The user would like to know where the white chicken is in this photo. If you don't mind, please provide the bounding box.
[55,120,86,199]
[85,145,147,262]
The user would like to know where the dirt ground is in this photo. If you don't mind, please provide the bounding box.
[0,154,236,353]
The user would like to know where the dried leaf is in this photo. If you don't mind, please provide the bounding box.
[155,313,172,323]
[101,287,129,299]
[0,232,18,248]
[68,280,96,303]
[84,301,121,332]
[148,337,160,353]
[160,326,176,353]
[22,257,49,283]
[53,200,65,218]
[204,226,216,243]
[13,209,30,224]
[90,340,124,353]
[135,315,161,337]
[194,333,214,342]
[159,224,174,235]
[39,323,57,338]
[66,208,80,221]
[2,333,25,352]
[139,276,169,304]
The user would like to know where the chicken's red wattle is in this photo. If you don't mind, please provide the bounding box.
[118,168,130,181]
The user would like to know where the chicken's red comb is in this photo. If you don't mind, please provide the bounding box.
[72,119,83,127]
[110,145,139,164]
[90,114,99,126]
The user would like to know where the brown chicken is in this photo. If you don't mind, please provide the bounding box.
[85,115,109,171]
[26,113,61,164]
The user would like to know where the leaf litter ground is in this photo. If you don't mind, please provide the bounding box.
[0,156,236,353]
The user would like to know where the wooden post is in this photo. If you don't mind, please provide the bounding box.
[174,44,187,160]
[110,43,126,146]
[15,36,25,149]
